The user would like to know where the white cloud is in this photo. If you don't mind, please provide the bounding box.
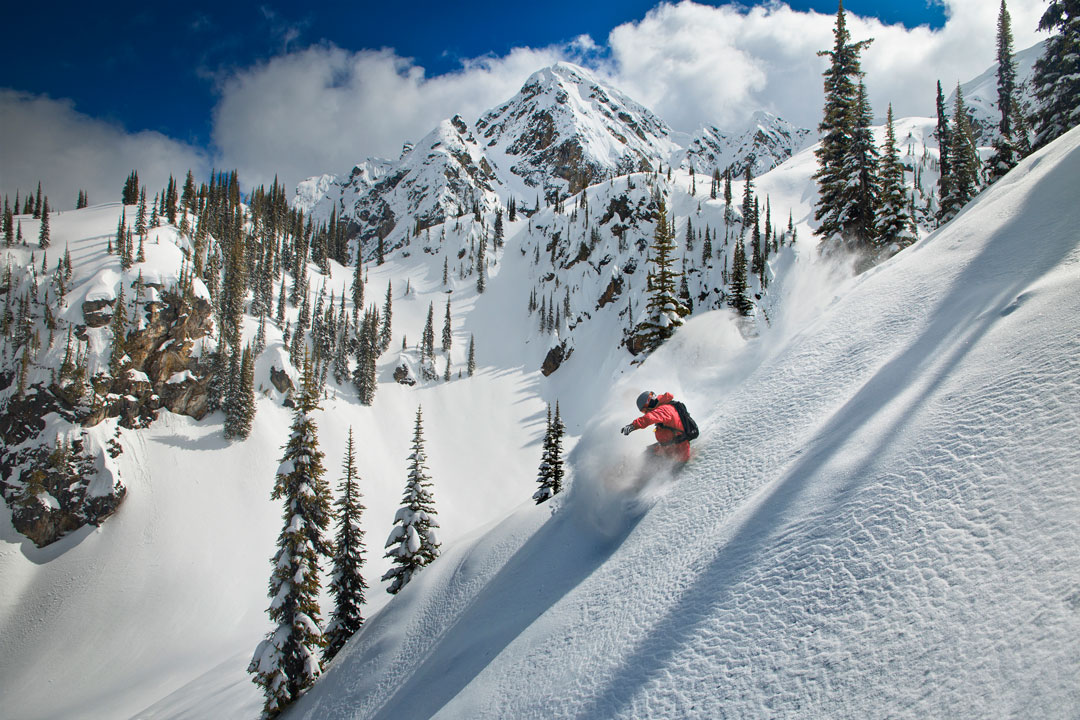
[605,0,1049,133]
[210,44,572,191]
[0,90,209,210]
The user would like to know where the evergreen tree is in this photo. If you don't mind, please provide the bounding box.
[813,0,874,249]
[635,200,688,352]
[122,171,140,205]
[38,197,50,249]
[941,84,981,222]
[467,334,476,377]
[476,233,487,294]
[225,345,256,440]
[420,302,437,380]
[323,428,367,664]
[934,80,953,220]
[248,354,332,717]
[533,403,565,504]
[353,307,378,405]
[441,297,452,352]
[728,236,752,317]
[1031,0,1080,149]
[351,254,363,313]
[987,0,1024,182]
[877,104,916,249]
[382,405,440,595]
[108,284,127,375]
[379,281,392,353]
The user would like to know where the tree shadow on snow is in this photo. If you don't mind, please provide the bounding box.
[365,501,644,720]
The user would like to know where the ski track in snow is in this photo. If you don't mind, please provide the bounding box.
[287,128,1080,720]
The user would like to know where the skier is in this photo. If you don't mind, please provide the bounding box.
[620,391,693,465]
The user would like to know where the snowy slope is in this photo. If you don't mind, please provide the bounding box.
[285,127,1080,719]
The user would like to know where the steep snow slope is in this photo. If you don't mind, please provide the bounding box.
[0,205,551,719]
[287,127,1080,719]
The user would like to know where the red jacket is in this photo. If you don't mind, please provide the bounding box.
[632,392,691,462]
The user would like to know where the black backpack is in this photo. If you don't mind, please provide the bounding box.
[670,400,699,442]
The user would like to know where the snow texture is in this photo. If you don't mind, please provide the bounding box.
[287,126,1080,719]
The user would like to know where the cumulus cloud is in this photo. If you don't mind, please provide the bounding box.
[0,90,209,210]
[605,0,1048,133]
[211,43,573,190]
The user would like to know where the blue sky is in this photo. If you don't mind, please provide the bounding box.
[4,1,946,146]
[1,1,1047,207]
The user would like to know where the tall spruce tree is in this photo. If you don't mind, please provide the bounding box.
[635,200,688,352]
[323,428,367,664]
[38,198,50,249]
[813,0,874,250]
[379,281,392,353]
[248,353,332,717]
[1031,0,1080,149]
[224,344,256,440]
[940,84,981,222]
[441,297,452,352]
[382,405,440,595]
[934,80,953,221]
[353,307,378,406]
[728,235,752,317]
[877,104,916,249]
[467,334,476,377]
[987,0,1024,182]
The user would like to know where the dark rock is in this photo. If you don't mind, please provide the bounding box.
[270,366,293,394]
[541,342,572,377]
[393,363,416,386]
[81,298,114,328]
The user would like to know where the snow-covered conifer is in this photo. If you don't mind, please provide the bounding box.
[533,402,565,504]
[441,297,452,352]
[1032,0,1080,149]
[382,405,440,594]
[323,428,367,664]
[877,104,916,249]
[248,353,332,717]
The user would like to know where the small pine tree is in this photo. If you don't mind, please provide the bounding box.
[382,405,440,594]
[533,403,566,503]
[634,200,688,352]
[248,353,332,717]
[379,281,392,353]
[323,428,368,663]
[728,236,752,317]
[38,198,50,248]
[467,334,476,377]
[441,297,452,352]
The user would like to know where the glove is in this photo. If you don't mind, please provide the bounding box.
[621,423,636,436]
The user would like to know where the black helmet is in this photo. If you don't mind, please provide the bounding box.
[636,391,655,412]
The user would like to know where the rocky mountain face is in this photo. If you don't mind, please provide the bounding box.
[293,62,810,263]
[1,267,216,547]
[680,111,814,178]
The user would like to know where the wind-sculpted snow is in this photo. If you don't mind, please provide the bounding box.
[287,127,1080,719]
